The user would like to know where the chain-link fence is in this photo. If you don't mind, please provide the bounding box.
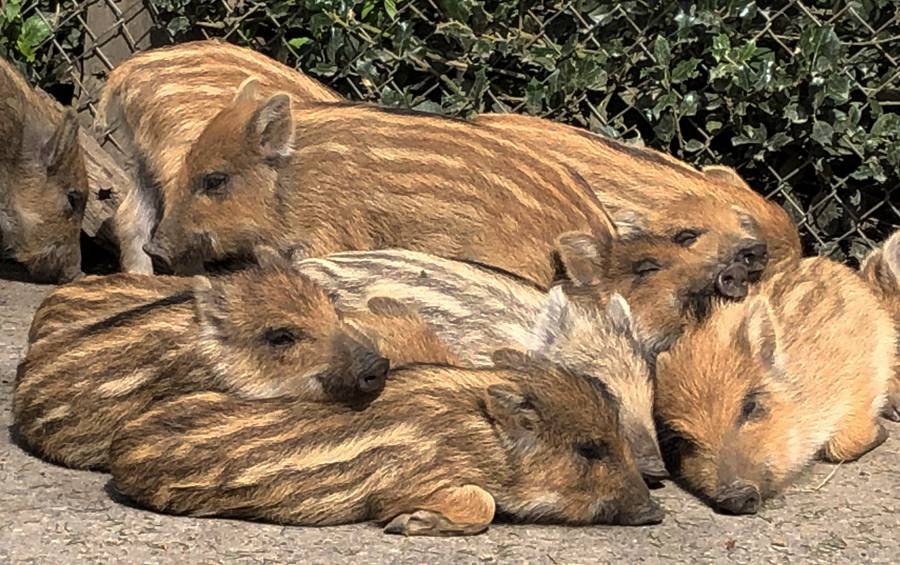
[3,0,898,265]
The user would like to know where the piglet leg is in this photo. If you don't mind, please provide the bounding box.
[822,415,888,463]
[383,484,495,537]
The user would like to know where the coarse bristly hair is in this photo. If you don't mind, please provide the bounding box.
[108,352,663,535]
[655,256,895,514]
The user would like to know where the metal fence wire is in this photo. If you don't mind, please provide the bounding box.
[4,0,899,265]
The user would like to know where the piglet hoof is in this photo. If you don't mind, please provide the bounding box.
[880,393,900,422]
[384,510,487,537]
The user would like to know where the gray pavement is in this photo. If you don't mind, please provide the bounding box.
[1,272,897,564]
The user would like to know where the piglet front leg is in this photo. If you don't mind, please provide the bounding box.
[383,484,495,537]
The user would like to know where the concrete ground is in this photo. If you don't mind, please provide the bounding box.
[0,270,897,564]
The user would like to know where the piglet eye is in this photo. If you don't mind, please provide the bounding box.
[633,259,662,278]
[739,394,767,424]
[263,327,308,348]
[673,229,700,247]
[575,440,610,461]
[202,172,229,195]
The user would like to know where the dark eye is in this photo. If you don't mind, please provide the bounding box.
[575,440,610,461]
[65,189,85,214]
[633,259,662,278]
[673,229,700,247]
[202,172,229,195]
[739,393,767,424]
[263,327,309,348]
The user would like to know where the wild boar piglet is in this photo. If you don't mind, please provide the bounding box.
[655,257,895,515]
[109,350,664,535]
[97,39,339,273]
[1,58,87,282]
[300,247,670,484]
[860,229,900,421]
[13,251,388,470]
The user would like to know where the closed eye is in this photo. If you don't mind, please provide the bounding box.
[201,172,229,195]
[263,327,310,348]
[575,440,610,461]
[739,391,767,424]
[633,258,662,278]
[673,229,701,247]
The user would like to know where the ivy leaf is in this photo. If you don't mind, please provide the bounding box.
[811,121,834,147]
[15,13,50,62]
[653,36,671,66]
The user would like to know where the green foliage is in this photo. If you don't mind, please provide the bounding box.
[9,0,900,262]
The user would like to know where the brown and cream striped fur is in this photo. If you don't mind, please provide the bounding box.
[0,56,87,282]
[655,257,895,515]
[96,40,340,272]
[476,113,801,273]
[108,351,664,535]
[296,240,734,484]
[13,257,389,470]
[146,83,761,296]
[860,229,900,420]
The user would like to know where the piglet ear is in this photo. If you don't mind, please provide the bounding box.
[606,293,634,336]
[233,77,260,104]
[192,275,226,331]
[527,286,570,352]
[490,348,532,372]
[862,231,900,292]
[556,231,610,287]
[42,109,80,173]
[247,93,294,160]
[738,296,778,369]
[885,232,900,282]
[484,384,541,435]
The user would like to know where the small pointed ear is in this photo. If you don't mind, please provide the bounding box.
[611,209,647,240]
[484,384,541,434]
[556,231,610,287]
[703,165,751,190]
[192,275,226,330]
[491,348,533,372]
[233,77,260,104]
[862,232,900,293]
[367,296,416,318]
[606,293,634,336]
[527,286,570,352]
[730,205,759,232]
[247,93,294,160]
[42,109,80,173]
[738,296,778,369]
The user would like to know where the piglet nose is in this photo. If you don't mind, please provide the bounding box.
[356,356,390,395]
[716,263,749,299]
[715,482,761,515]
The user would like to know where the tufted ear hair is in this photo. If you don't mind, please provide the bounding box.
[556,232,611,287]
[244,93,294,160]
[41,109,80,174]
[606,293,634,336]
[527,286,570,352]
[736,296,778,369]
